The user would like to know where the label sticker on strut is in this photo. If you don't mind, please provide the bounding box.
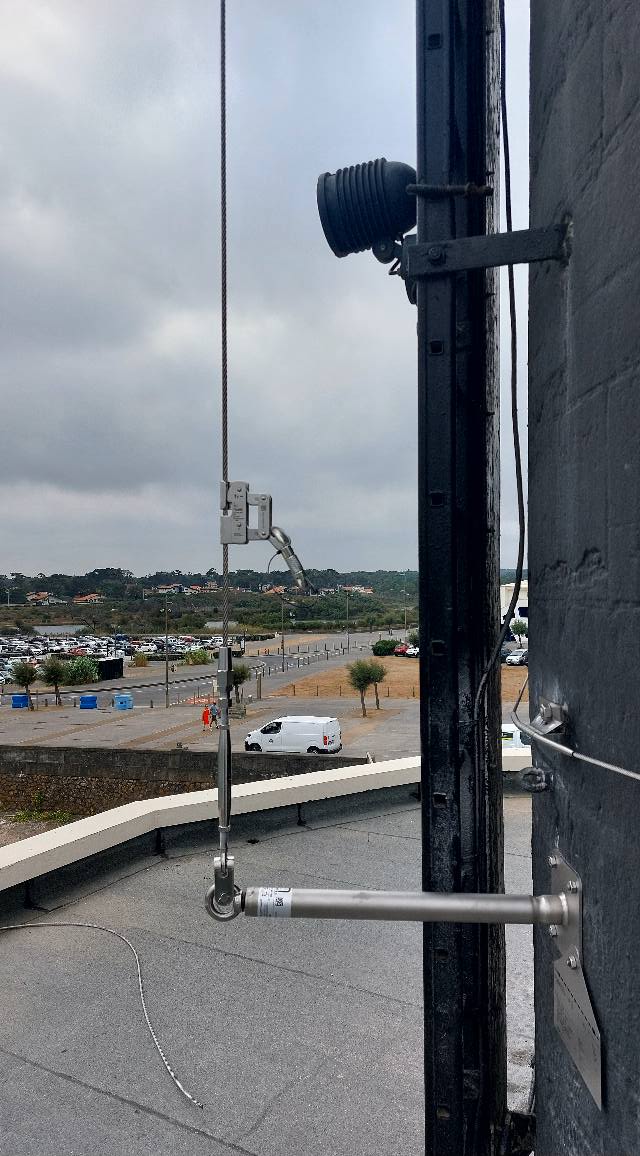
[256,887,292,917]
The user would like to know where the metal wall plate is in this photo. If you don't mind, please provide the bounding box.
[550,852,602,1109]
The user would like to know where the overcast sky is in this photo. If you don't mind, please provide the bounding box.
[0,1,529,577]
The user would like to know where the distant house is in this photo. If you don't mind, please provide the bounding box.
[26,591,68,606]
[72,593,105,605]
[341,585,375,595]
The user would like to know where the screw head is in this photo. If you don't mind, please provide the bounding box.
[566,954,579,970]
[567,880,579,893]
[427,245,445,264]
[548,855,558,868]
[548,925,558,937]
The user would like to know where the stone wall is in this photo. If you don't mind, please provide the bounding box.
[0,745,368,816]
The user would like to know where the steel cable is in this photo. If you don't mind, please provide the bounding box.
[220,0,229,647]
[0,920,203,1109]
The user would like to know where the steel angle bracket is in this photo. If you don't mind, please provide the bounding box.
[549,851,602,1108]
[402,221,571,280]
[220,481,272,545]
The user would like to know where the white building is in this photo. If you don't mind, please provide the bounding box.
[500,580,528,624]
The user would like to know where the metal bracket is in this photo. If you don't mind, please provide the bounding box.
[220,481,272,545]
[548,851,602,1108]
[530,698,566,740]
[402,222,570,279]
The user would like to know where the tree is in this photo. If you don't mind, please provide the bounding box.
[347,659,375,717]
[10,661,38,708]
[407,629,420,647]
[372,638,396,656]
[63,657,99,686]
[368,659,387,709]
[231,662,252,703]
[511,619,528,645]
[38,656,66,706]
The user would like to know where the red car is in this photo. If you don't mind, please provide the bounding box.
[394,643,410,656]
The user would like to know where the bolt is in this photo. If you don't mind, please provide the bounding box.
[548,925,558,937]
[566,955,579,970]
[427,245,445,264]
[540,702,553,724]
[567,880,579,893]
[548,855,558,868]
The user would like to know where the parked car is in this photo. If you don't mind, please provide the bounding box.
[245,716,342,754]
[394,643,410,656]
[405,646,420,657]
[505,649,528,666]
[500,645,512,662]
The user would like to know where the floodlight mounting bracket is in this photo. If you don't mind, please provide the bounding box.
[401,221,571,281]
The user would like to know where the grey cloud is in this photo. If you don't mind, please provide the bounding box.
[0,0,528,574]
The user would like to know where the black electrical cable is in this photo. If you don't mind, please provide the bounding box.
[473,0,526,730]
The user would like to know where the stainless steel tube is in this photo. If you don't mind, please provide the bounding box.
[243,887,568,926]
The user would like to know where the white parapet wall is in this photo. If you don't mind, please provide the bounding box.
[0,750,530,894]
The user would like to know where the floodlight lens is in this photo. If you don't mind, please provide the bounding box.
[317,158,416,257]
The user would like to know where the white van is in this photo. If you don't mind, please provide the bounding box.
[244,715,342,754]
[501,723,531,749]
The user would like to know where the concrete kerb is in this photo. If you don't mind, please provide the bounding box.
[0,750,532,897]
[0,757,422,894]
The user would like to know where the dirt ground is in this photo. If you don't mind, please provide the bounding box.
[272,656,529,705]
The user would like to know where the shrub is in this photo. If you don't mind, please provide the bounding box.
[131,653,149,667]
[63,657,99,685]
[372,638,397,656]
[184,648,209,665]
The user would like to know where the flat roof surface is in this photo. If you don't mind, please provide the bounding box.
[0,789,532,1155]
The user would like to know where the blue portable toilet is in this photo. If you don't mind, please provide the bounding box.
[11,694,29,709]
[79,694,98,709]
[114,692,133,710]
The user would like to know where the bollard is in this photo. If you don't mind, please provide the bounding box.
[412,686,415,698]
[73,698,77,708]
[316,685,319,696]
[150,699,154,708]
[339,685,342,696]
[293,684,296,696]
[387,685,390,697]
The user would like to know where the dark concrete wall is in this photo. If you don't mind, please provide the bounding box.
[529,3,640,1152]
[0,745,368,815]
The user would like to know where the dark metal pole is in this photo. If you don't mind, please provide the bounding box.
[416,2,504,1153]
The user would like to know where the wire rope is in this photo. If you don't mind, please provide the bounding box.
[0,920,203,1109]
[511,676,640,785]
[220,0,230,648]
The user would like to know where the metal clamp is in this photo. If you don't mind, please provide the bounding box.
[530,698,566,739]
[220,481,272,545]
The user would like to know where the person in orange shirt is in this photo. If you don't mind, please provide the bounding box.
[202,705,211,732]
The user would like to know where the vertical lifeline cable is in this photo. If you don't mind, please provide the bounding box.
[212,0,236,914]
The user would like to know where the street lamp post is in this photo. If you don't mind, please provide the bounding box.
[164,595,169,708]
[346,589,350,651]
[281,596,286,672]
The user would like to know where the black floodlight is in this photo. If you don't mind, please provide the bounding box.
[317,157,416,259]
